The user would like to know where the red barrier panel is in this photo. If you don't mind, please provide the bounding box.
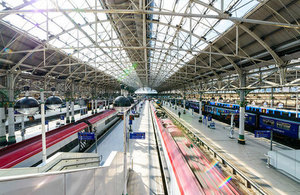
[88,110,116,124]
[0,122,88,168]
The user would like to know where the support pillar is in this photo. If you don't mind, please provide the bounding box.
[7,73,15,144]
[199,93,203,117]
[21,115,25,141]
[0,103,7,146]
[296,89,299,118]
[271,88,274,108]
[183,99,186,114]
[183,88,186,114]
[40,89,47,163]
[71,100,75,123]
[238,74,246,145]
[91,99,94,114]
[95,99,98,114]
[66,100,70,124]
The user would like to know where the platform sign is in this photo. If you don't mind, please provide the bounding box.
[208,116,212,121]
[78,132,95,140]
[60,115,65,120]
[255,130,271,138]
[45,120,49,125]
[130,132,145,139]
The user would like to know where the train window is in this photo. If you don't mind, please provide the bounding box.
[276,122,291,130]
[262,119,274,126]
[282,112,289,117]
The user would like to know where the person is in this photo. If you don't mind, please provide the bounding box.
[178,111,181,118]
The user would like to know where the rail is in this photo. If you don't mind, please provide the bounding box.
[149,104,170,195]
[163,106,269,195]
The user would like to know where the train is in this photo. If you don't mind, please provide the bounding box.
[0,109,119,168]
[169,99,203,113]
[155,100,161,107]
[151,104,205,194]
[169,99,300,142]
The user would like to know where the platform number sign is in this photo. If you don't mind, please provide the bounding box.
[255,130,271,138]
[78,132,95,140]
[130,132,145,139]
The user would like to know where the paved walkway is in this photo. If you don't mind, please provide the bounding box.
[94,101,164,194]
[127,101,164,195]
[163,103,299,195]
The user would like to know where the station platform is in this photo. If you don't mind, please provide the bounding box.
[92,101,164,194]
[163,104,300,195]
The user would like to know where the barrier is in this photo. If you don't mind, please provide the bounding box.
[0,152,124,195]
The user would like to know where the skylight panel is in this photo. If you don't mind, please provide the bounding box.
[62,49,74,55]
[175,0,189,14]
[231,0,259,18]
[68,12,86,25]
[49,39,66,48]
[213,20,233,34]
[52,15,74,30]
[6,0,23,7]
[192,3,206,14]
[48,20,63,34]
[3,15,30,30]
[81,12,96,24]
[170,16,182,27]
[51,0,74,9]
[28,27,46,40]
[97,13,108,21]
[160,0,175,12]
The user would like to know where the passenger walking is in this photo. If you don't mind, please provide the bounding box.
[178,111,181,118]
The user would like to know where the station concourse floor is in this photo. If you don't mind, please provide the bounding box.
[94,101,164,195]
[163,103,300,195]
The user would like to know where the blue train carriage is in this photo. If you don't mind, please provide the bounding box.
[259,115,300,140]
[189,101,200,113]
[244,112,258,129]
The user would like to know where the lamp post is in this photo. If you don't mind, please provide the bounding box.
[15,86,41,159]
[113,96,131,195]
[40,89,47,163]
[15,87,62,164]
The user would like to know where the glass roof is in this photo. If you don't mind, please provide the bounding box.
[0,0,260,89]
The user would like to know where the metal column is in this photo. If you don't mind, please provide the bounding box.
[71,100,75,123]
[40,89,47,163]
[95,99,98,114]
[199,93,203,117]
[7,73,15,144]
[238,74,246,145]
[296,88,299,118]
[271,88,274,108]
[66,100,70,124]
[123,111,127,195]
[0,103,6,145]
[21,115,25,141]
[91,99,94,114]
[183,88,186,114]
